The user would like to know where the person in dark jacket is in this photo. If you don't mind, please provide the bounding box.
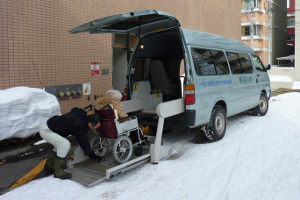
[39,107,101,179]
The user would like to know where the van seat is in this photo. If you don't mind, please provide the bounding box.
[149,59,171,96]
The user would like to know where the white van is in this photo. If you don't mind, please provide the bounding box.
[71,10,271,142]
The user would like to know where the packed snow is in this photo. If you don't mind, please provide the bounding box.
[0,87,61,141]
[1,92,300,200]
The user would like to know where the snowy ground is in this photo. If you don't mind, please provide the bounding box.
[1,92,300,200]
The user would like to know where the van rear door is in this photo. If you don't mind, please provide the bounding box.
[69,10,180,36]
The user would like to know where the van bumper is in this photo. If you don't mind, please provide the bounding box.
[136,110,196,127]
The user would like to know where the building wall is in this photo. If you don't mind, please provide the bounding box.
[272,0,293,64]
[295,0,300,81]
[0,0,241,113]
[287,0,295,50]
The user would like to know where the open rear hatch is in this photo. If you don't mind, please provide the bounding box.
[69,10,180,36]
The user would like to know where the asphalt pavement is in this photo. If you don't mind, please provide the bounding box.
[0,136,77,195]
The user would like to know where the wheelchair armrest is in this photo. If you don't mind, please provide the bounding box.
[117,115,136,123]
[102,104,113,110]
[84,104,95,113]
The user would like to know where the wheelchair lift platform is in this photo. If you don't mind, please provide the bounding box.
[66,98,185,187]
[66,147,150,187]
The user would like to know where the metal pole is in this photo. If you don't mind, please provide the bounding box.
[268,1,272,64]
[250,7,254,49]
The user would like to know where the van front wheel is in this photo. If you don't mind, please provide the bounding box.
[205,106,226,142]
[257,93,269,116]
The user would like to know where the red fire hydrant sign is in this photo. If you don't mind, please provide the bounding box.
[91,62,99,76]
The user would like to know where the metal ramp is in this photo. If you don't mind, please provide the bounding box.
[66,148,150,187]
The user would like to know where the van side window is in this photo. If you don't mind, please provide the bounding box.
[252,55,266,72]
[226,52,243,74]
[192,48,229,76]
[238,54,253,73]
[211,50,229,75]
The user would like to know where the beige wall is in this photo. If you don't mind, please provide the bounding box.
[0,0,241,113]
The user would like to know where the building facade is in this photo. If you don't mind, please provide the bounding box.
[241,0,270,65]
[241,0,293,65]
[287,0,295,52]
[0,0,241,113]
[295,0,300,81]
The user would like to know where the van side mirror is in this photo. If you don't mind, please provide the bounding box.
[265,64,271,70]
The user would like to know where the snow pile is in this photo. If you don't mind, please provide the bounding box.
[0,87,61,141]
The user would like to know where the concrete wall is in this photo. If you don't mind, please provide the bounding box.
[268,67,294,89]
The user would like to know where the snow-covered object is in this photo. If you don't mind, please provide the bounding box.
[0,87,61,141]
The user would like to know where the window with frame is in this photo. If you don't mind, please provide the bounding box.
[287,18,295,27]
[238,54,253,73]
[226,52,243,74]
[210,50,229,75]
[252,55,266,72]
[242,0,261,10]
[242,26,250,36]
[192,48,229,76]
[242,25,261,37]
[287,34,295,41]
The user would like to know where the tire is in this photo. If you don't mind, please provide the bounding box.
[113,136,133,163]
[205,106,227,142]
[135,145,143,156]
[90,136,109,157]
[257,93,269,116]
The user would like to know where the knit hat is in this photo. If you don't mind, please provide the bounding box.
[106,89,122,100]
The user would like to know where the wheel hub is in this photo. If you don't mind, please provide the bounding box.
[215,113,225,133]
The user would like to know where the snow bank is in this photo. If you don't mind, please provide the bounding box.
[0,87,61,141]
[269,75,292,82]
[293,81,300,89]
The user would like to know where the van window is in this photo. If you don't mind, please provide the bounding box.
[192,48,229,76]
[210,50,229,75]
[252,55,267,72]
[238,54,253,73]
[226,52,243,74]
[226,53,253,74]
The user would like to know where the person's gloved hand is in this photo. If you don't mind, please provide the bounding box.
[85,149,102,162]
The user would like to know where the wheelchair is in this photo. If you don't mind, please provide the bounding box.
[84,104,147,164]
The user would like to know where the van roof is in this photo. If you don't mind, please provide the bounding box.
[181,29,255,55]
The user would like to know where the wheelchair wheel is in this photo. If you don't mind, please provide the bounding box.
[113,136,133,163]
[90,135,109,157]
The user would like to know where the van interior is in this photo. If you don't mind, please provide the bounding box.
[129,30,185,103]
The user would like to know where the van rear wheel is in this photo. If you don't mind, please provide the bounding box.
[205,106,226,142]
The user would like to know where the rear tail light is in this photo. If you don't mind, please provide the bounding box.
[123,87,128,101]
[185,84,195,105]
